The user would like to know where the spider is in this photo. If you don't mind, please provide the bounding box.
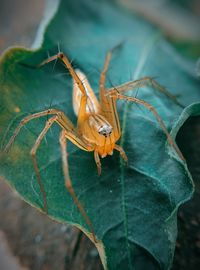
[4,48,184,242]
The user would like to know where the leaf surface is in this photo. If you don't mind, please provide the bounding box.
[0,0,200,269]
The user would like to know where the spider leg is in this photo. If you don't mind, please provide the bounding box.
[59,130,97,243]
[40,53,92,127]
[30,115,58,212]
[107,77,183,107]
[3,108,90,153]
[99,49,121,140]
[4,109,68,153]
[39,52,87,96]
[110,92,185,161]
[114,144,128,163]
[99,43,123,94]
[99,50,112,94]
[4,108,94,213]
[94,150,101,175]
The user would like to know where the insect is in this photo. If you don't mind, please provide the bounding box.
[4,48,184,242]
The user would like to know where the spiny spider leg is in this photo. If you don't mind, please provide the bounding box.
[98,47,182,107]
[39,52,93,126]
[110,92,185,161]
[4,109,64,153]
[114,144,128,163]
[99,49,121,139]
[107,77,183,107]
[99,49,113,94]
[99,42,123,94]
[30,115,58,212]
[3,107,94,209]
[94,151,101,176]
[59,130,97,242]
[39,53,87,96]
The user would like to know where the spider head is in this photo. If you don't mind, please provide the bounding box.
[98,124,112,137]
[88,115,113,138]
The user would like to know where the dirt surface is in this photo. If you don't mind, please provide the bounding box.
[0,0,44,51]
[0,181,103,270]
[0,230,27,270]
[0,1,200,270]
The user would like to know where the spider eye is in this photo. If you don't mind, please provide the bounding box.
[98,125,112,137]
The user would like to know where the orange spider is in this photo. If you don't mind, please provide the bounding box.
[4,48,184,242]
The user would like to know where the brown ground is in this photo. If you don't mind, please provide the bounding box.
[0,1,200,269]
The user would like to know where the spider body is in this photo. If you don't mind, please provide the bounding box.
[4,49,184,242]
[73,68,119,159]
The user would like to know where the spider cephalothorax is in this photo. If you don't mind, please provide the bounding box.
[98,123,113,137]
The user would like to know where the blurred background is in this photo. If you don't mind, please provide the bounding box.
[0,0,200,269]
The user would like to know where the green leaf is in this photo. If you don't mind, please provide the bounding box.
[0,0,200,269]
[170,40,200,60]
